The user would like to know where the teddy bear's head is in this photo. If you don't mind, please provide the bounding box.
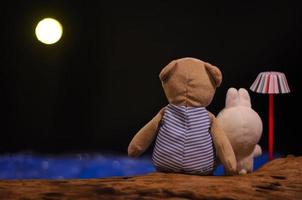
[159,57,222,107]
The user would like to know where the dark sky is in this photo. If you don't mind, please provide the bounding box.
[1,1,301,155]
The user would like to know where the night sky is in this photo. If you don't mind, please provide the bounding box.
[1,1,301,155]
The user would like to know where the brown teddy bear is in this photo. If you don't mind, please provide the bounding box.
[128,57,237,175]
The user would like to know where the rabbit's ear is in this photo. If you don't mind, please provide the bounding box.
[225,87,239,108]
[238,88,251,107]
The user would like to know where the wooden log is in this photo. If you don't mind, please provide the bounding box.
[0,156,301,199]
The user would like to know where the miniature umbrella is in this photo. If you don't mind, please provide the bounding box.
[250,71,290,160]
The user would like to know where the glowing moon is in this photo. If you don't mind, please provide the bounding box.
[35,18,63,45]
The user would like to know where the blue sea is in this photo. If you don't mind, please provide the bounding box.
[0,152,278,179]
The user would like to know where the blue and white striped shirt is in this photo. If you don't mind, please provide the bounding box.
[152,104,216,175]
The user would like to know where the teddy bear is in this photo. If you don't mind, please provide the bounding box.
[216,88,263,174]
[128,57,237,175]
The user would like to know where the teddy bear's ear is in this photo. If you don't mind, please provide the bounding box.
[159,61,178,82]
[238,88,251,107]
[225,87,239,108]
[204,62,222,87]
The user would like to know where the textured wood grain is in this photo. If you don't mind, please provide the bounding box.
[0,156,301,200]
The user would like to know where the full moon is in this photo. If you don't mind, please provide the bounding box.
[35,18,63,45]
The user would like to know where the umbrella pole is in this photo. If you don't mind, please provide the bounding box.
[269,94,274,161]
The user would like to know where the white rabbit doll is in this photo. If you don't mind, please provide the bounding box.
[217,88,263,174]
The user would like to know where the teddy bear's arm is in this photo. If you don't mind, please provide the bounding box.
[208,112,237,175]
[128,107,165,157]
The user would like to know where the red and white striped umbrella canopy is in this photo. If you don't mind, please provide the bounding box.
[250,71,290,94]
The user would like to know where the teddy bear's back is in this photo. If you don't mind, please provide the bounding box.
[152,104,216,175]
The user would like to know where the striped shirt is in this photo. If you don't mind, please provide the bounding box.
[152,104,216,175]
